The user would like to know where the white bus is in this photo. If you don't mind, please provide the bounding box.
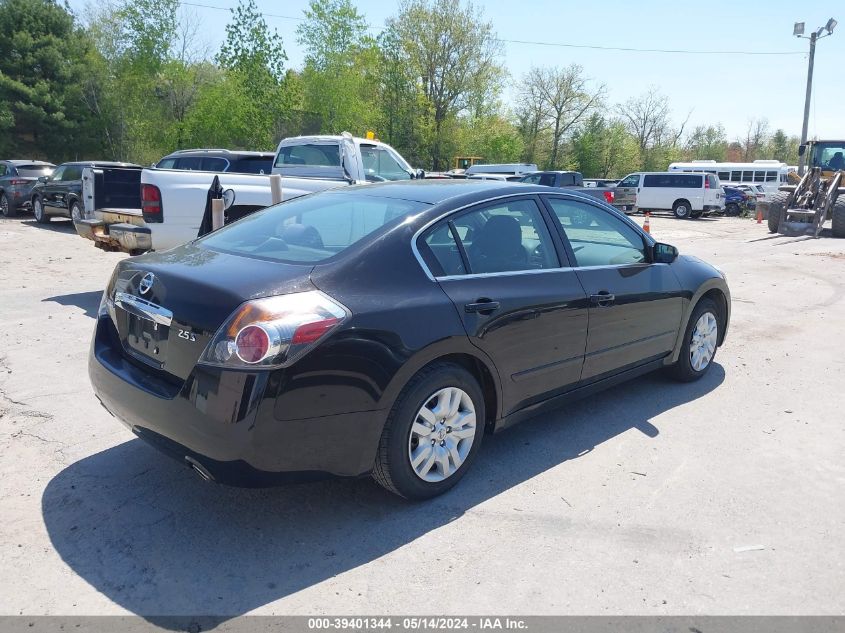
[667,160,789,193]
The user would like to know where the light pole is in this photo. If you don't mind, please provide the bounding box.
[794,18,837,175]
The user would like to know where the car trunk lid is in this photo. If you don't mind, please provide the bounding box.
[110,243,314,380]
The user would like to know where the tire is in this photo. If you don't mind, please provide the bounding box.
[725,202,740,217]
[667,298,720,383]
[767,191,789,233]
[672,200,692,219]
[32,197,50,224]
[831,197,845,238]
[0,192,16,218]
[69,199,83,222]
[373,362,485,500]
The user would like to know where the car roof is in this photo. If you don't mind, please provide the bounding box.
[3,159,55,166]
[62,161,141,168]
[325,179,605,208]
[161,149,275,158]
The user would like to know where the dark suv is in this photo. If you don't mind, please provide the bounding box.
[155,149,275,174]
[30,161,139,223]
[0,160,55,217]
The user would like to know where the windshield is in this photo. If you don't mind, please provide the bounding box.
[810,142,845,171]
[199,191,429,264]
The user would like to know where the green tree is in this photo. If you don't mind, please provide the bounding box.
[296,0,378,135]
[0,0,101,159]
[570,114,639,178]
[217,0,286,85]
[386,0,501,170]
[684,124,728,161]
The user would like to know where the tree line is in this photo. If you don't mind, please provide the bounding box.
[0,0,801,174]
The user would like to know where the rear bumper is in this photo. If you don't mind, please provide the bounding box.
[75,220,152,253]
[89,316,385,485]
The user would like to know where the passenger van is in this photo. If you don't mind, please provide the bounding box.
[613,172,723,219]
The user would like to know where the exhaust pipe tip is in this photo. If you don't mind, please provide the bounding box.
[185,456,214,482]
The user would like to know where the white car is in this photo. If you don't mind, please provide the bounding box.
[612,172,724,219]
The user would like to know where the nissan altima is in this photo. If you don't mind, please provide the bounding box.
[90,181,730,499]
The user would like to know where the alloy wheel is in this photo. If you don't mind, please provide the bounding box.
[34,199,43,221]
[408,386,477,482]
[689,311,718,372]
[0,194,8,217]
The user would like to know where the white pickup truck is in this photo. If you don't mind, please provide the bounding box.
[75,133,419,253]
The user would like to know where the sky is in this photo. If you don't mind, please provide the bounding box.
[69,0,845,141]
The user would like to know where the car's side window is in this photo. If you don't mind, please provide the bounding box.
[63,166,83,181]
[618,174,639,188]
[50,166,66,181]
[0,164,6,176]
[422,198,559,277]
[545,197,647,268]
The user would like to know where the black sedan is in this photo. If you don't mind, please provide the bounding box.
[90,181,730,499]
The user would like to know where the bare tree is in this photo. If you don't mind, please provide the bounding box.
[741,118,770,161]
[617,89,673,155]
[514,73,549,164]
[518,65,603,169]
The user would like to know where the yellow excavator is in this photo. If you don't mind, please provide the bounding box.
[767,139,845,237]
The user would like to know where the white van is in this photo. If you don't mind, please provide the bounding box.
[463,163,538,178]
[613,172,723,219]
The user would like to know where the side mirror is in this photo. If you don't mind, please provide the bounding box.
[38,175,49,183]
[222,189,236,210]
[653,242,678,264]
[798,144,806,157]
[414,169,425,180]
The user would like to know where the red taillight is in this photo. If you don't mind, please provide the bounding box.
[235,325,271,364]
[9,179,27,186]
[292,317,340,344]
[603,190,615,204]
[141,184,162,215]
[704,179,710,189]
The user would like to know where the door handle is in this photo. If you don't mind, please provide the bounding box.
[465,300,500,314]
[590,292,615,306]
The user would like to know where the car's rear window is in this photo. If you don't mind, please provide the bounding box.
[198,191,430,263]
[16,165,54,177]
[274,144,341,169]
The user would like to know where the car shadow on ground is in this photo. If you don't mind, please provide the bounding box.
[42,364,724,626]
[42,291,102,319]
[17,218,76,233]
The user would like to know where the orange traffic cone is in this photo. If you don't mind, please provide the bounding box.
[756,208,763,224]
[643,212,651,234]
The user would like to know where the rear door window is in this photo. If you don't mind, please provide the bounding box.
[227,157,274,174]
[420,198,559,276]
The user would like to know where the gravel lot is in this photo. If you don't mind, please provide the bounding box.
[1,213,843,618]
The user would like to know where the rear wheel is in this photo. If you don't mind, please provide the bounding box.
[667,298,720,382]
[725,202,740,217]
[672,200,691,219]
[373,362,484,500]
[831,197,845,238]
[33,197,50,223]
[0,193,15,218]
[767,191,789,233]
